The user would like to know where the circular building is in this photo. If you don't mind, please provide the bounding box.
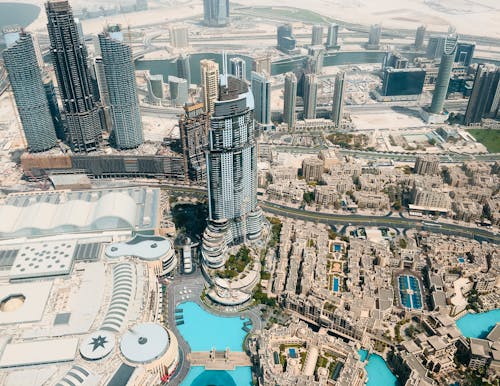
[80,330,116,361]
[120,322,179,380]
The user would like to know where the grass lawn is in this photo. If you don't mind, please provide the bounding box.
[466,129,500,153]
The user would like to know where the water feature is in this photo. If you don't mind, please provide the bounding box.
[358,349,398,386]
[0,3,40,33]
[456,309,500,339]
[181,366,252,386]
[333,277,339,292]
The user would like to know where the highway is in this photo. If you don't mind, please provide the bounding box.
[157,183,499,245]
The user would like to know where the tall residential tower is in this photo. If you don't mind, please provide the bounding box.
[332,72,345,128]
[303,74,318,119]
[203,0,229,27]
[200,59,219,114]
[251,71,272,130]
[46,0,102,152]
[283,72,297,129]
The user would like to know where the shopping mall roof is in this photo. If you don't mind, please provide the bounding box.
[105,234,172,261]
[0,187,160,239]
[120,323,169,364]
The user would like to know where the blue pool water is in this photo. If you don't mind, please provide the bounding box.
[358,349,398,386]
[181,366,252,386]
[456,309,500,339]
[334,244,341,252]
[333,277,339,292]
[289,348,297,358]
[398,275,422,310]
[458,257,465,263]
[177,301,250,352]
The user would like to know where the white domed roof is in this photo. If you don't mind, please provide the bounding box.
[80,330,116,360]
[120,323,170,364]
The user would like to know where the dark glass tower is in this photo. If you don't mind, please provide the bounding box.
[203,0,229,27]
[46,0,102,152]
[464,64,500,125]
[429,34,457,114]
[99,25,143,149]
[3,31,57,152]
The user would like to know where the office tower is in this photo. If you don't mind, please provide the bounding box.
[383,51,409,69]
[251,71,272,130]
[382,68,426,96]
[427,36,446,59]
[202,76,263,268]
[179,102,208,182]
[311,25,323,46]
[3,31,57,152]
[145,72,164,106]
[170,25,189,48]
[277,24,296,53]
[415,25,426,50]
[302,157,324,182]
[367,24,381,49]
[43,75,65,140]
[99,25,143,149]
[203,0,229,27]
[46,0,102,152]
[331,72,345,127]
[455,42,475,67]
[230,57,246,81]
[307,46,325,74]
[414,155,439,175]
[283,72,297,129]
[429,34,458,114]
[464,64,500,125]
[168,75,188,106]
[303,74,318,119]
[176,54,191,86]
[326,23,339,49]
[200,59,219,114]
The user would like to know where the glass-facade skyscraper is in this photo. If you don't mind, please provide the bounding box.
[283,72,297,129]
[303,73,318,119]
[203,0,229,27]
[46,0,102,152]
[3,31,57,152]
[202,76,263,269]
[251,71,272,130]
[99,25,143,149]
[332,71,345,127]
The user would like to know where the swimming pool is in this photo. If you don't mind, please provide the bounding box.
[334,244,341,252]
[176,301,250,352]
[358,349,398,386]
[398,275,423,310]
[333,277,339,292]
[181,366,252,386]
[456,309,500,339]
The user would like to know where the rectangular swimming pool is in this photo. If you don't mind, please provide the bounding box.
[333,277,339,292]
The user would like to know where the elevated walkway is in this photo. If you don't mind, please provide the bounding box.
[188,348,251,370]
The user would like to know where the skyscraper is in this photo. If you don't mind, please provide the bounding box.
[230,57,246,81]
[367,24,382,49]
[307,46,325,74]
[429,34,458,114]
[168,75,188,106]
[99,25,143,149]
[170,25,189,48]
[177,54,191,86]
[46,0,102,152]
[145,72,164,106]
[303,74,318,119]
[283,72,297,129]
[455,42,475,67]
[311,25,323,46]
[203,0,229,27]
[326,23,339,49]
[464,64,500,125]
[202,76,263,268]
[251,71,272,130]
[43,75,65,140]
[200,59,219,114]
[332,72,345,127]
[415,25,426,50]
[3,31,57,152]
[277,24,296,53]
[179,102,208,182]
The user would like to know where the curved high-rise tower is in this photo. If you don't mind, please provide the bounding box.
[202,76,263,269]
[429,34,458,114]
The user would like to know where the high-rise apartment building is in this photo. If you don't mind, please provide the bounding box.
[251,71,272,130]
[302,157,324,182]
[331,71,345,127]
[429,34,457,114]
[43,75,65,140]
[311,25,323,46]
[303,74,318,119]
[3,31,57,152]
[145,72,164,106]
[415,25,426,50]
[170,25,189,48]
[367,24,381,49]
[203,0,229,27]
[168,75,188,106]
[179,103,208,182]
[177,54,191,86]
[46,0,102,152]
[464,64,500,125]
[414,155,440,175]
[99,25,143,149]
[326,23,339,49]
[200,59,219,114]
[277,24,297,53]
[283,72,297,129]
[229,57,246,81]
[202,76,263,268]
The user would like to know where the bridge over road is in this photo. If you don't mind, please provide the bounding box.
[188,349,251,370]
